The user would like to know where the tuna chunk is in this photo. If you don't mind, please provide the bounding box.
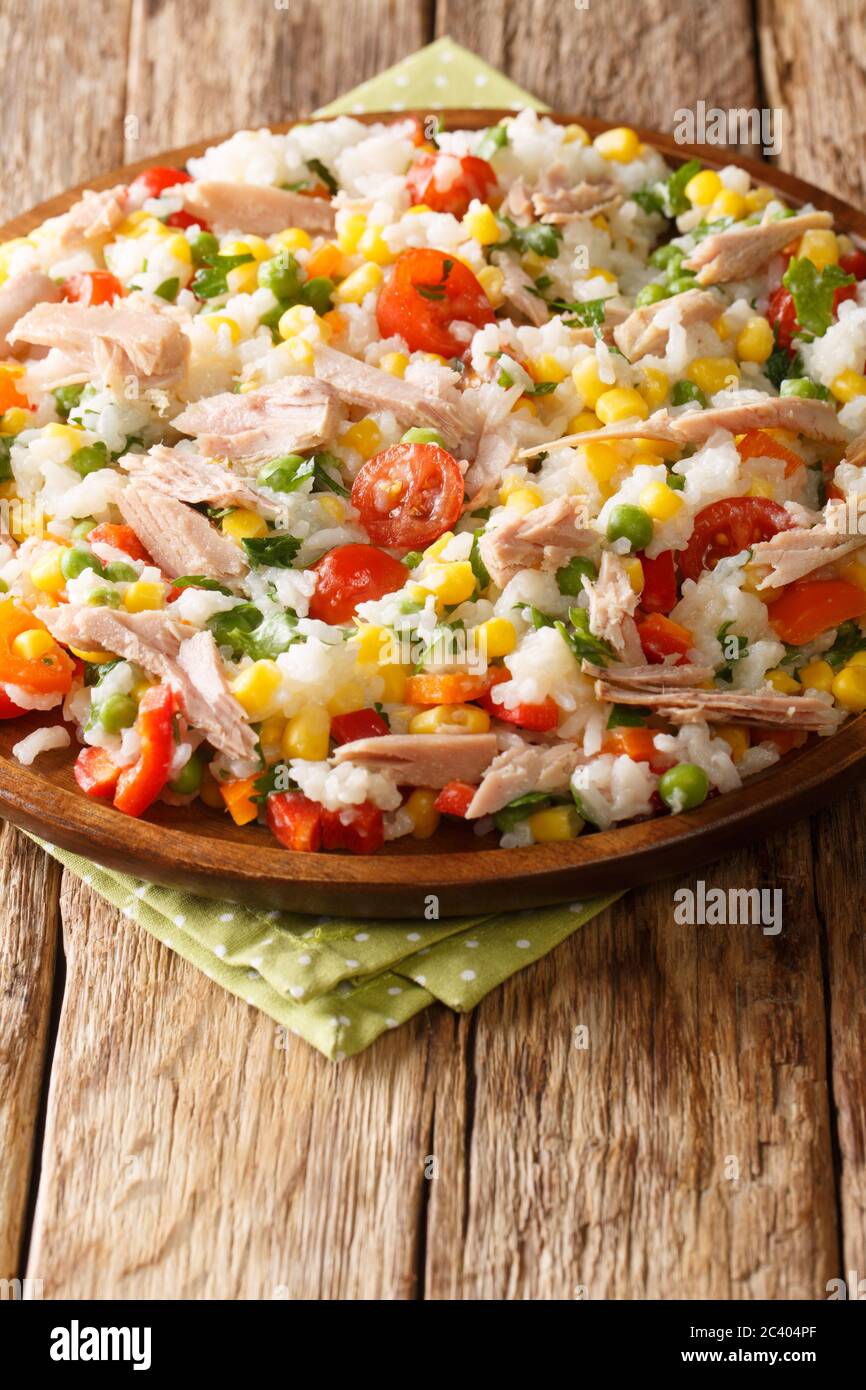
[844,430,866,467]
[501,177,534,227]
[37,605,255,759]
[313,345,462,437]
[172,376,340,460]
[465,739,585,819]
[581,659,714,688]
[749,523,865,588]
[120,445,282,517]
[613,288,722,362]
[334,732,497,787]
[583,552,641,660]
[182,180,335,236]
[591,671,841,732]
[464,425,516,505]
[0,272,62,357]
[57,184,128,249]
[8,301,189,387]
[479,495,595,587]
[531,167,621,224]
[119,480,246,579]
[491,252,548,327]
[682,210,833,285]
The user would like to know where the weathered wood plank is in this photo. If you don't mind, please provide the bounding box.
[0,827,61,1283]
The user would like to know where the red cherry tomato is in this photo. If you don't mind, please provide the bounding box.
[308,543,409,625]
[74,746,121,798]
[637,549,677,614]
[767,285,799,350]
[128,166,193,202]
[434,780,477,817]
[406,152,498,219]
[834,281,858,314]
[321,802,384,854]
[164,209,210,233]
[680,497,793,582]
[352,442,464,551]
[636,613,694,664]
[267,791,322,852]
[376,248,495,358]
[330,708,390,745]
[62,270,124,306]
[0,689,28,718]
[768,579,866,646]
[840,249,866,280]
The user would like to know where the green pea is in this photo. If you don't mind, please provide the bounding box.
[53,383,85,420]
[191,230,219,266]
[401,427,446,447]
[69,442,110,477]
[666,470,685,491]
[649,244,684,271]
[635,282,669,308]
[169,752,203,795]
[256,454,307,491]
[259,298,291,333]
[667,273,698,295]
[671,379,707,408]
[86,587,121,608]
[61,547,105,580]
[99,692,138,734]
[606,503,653,551]
[780,376,829,400]
[104,560,139,582]
[658,762,710,813]
[71,517,97,541]
[556,555,597,595]
[299,276,335,315]
[0,437,13,482]
[257,251,302,301]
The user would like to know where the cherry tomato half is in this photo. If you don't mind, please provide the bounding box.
[62,270,124,307]
[767,285,799,351]
[680,497,793,582]
[406,152,498,219]
[768,579,866,646]
[636,612,694,664]
[376,248,495,358]
[352,441,464,550]
[637,549,677,614]
[840,249,866,281]
[164,209,211,233]
[308,543,409,624]
[128,166,193,203]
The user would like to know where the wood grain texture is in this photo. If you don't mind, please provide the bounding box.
[0,826,61,1282]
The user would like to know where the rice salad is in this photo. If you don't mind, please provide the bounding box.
[0,108,864,855]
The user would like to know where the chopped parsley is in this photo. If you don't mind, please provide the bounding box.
[305,157,338,195]
[241,534,302,568]
[555,607,614,666]
[633,158,701,219]
[782,256,854,339]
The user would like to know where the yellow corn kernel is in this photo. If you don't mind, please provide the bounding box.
[116,211,161,238]
[799,659,834,693]
[231,660,283,721]
[638,367,669,411]
[423,560,476,605]
[837,234,855,258]
[326,680,367,716]
[709,189,748,221]
[334,262,384,305]
[849,651,866,667]
[567,409,600,434]
[422,531,454,563]
[422,352,449,365]
[639,480,683,521]
[358,225,395,265]
[378,663,408,702]
[685,169,723,207]
[503,485,543,515]
[340,417,382,460]
[29,547,67,593]
[259,714,287,763]
[512,395,537,416]
[273,227,313,253]
[583,441,621,484]
[336,212,367,255]
[744,185,774,213]
[476,617,516,658]
[278,303,330,341]
[799,228,838,272]
[716,723,750,762]
[686,356,739,395]
[379,350,409,378]
[282,337,314,367]
[831,369,866,403]
[281,703,331,760]
[463,202,501,246]
[0,407,30,436]
[221,508,268,542]
[321,308,347,340]
[587,265,616,284]
[123,580,165,613]
[476,264,505,308]
[562,123,590,146]
[736,315,774,364]
[407,203,433,214]
[404,788,441,840]
[204,314,241,343]
[766,668,801,695]
[831,665,866,712]
[747,477,776,499]
[528,804,583,842]
[595,386,649,425]
[353,624,387,662]
[410,704,490,735]
[225,262,259,295]
[44,422,84,446]
[317,494,345,524]
[594,126,640,163]
[525,353,564,386]
[11,628,57,661]
[623,557,645,595]
[840,560,866,591]
[571,355,610,407]
[591,214,609,232]
[69,646,115,664]
[164,232,193,266]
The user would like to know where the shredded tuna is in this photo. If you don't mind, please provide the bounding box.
[491,252,549,327]
[172,376,340,460]
[749,523,865,588]
[313,345,462,436]
[479,495,595,587]
[120,445,283,517]
[119,480,246,579]
[464,426,516,505]
[591,674,841,732]
[501,177,534,227]
[8,300,189,388]
[182,180,335,235]
[583,552,641,659]
[175,630,258,760]
[333,732,497,787]
[57,184,128,249]
[844,430,866,467]
[683,210,833,285]
[613,288,723,361]
[532,167,621,224]
[465,739,585,819]
[581,659,714,688]
[0,272,62,357]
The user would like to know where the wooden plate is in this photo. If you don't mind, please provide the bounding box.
[1,110,865,918]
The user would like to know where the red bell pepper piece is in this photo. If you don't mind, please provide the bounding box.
[74,746,121,798]
[267,791,323,851]
[86,522,154,565]
[321,802,385,854]
[329,708,389,745]
[477,666,559,731]
[434,780,476,817]
[637,549,677,614]
[113,684,175,816]
[637,612,694,663]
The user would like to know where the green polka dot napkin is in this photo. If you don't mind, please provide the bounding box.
[25,42,622,1060]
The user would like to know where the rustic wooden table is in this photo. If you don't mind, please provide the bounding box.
[1,0,864,1301]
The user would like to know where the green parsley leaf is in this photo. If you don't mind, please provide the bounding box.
[555,606,614,666]
[782,256,855,339]
[241,534,302,568]
[305,158,338,195]
[474,122,509,162]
